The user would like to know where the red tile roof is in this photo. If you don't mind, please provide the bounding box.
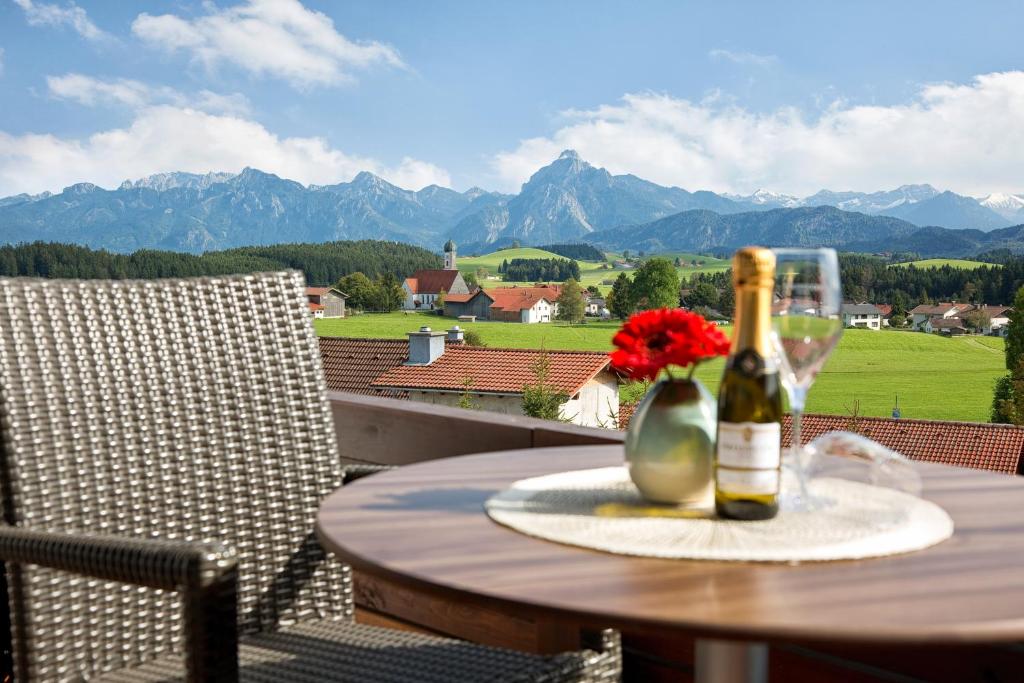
[909,303,959,316]
[445,290,488,304]
[373,346,611,395]
[309,302,324,312]
[307,287,330,297]
[619,401,637,430]
[875,304,893,316]
[318,337,410,397]
[782,414,1024,475]
[405,270,463,294]
[928,316,966,329]
[488,285,563,312]
[981,305,1012,317]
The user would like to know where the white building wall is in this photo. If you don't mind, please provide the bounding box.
[559,373,619,428]
[402,283,417,310]
[407,391,526,416]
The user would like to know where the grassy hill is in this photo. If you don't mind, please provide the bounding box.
[456,248,728,294]
[890,258,997,269]
[317,313,1006,423]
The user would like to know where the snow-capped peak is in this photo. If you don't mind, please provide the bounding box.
[980,192,1024,220]
[980,192,1024,210]
[735,189,803,207]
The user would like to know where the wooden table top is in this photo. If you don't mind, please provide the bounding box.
[316,445,1024,645]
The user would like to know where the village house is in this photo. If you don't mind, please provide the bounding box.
[487,285,561,322]
[841,303,883,330]
[307,286,347,318]
[977,304,1012,335]
[402,240,470,310]
[925,317,968,335]
[586,296,609,318]
[445,284,570,323]
[875,304,893,327]
[369,326,620,427]
[443,288,494,321]
[908,302,972,330]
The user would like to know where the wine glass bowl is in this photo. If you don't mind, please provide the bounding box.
[770,248,844,510]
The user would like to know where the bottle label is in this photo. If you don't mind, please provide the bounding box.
[716,468,780,495]
[716,422,781,469]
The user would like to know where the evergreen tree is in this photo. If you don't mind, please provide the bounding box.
[521,349,568,420]
[1006,286,1024,371]
[609,272,635,320]
[555,278,585,324]
[686,282,719,309]
[631,257,680,310]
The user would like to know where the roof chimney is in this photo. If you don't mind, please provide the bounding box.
[446,325,465,344]
[407,326,447,365]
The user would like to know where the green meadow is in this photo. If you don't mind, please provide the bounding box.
[317,313,1006,423]
[890,258,996,269]
[455,248,729,294]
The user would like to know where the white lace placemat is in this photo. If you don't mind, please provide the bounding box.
[485,467,954,562]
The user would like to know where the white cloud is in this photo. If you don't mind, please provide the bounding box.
[46,73,252,115]
[13,0,109,42]
[0,105,450,195]
[708,48,778,68]
[131,0,404,89]
[492,71,1024,196]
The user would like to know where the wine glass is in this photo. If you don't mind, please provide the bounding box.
[770,248,843,510]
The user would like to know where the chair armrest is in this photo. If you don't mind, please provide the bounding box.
[342,464,395,485]
[0,526,239,682]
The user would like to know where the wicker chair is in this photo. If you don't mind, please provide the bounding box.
[0,272,621,682]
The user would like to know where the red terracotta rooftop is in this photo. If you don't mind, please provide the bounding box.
[782,414,1024,475]
[306,286,330,297]
[445,291,484,304]
[319,337,410,397]
[405,269,463,294]
[372,346,610,395]
[488,285,563,312]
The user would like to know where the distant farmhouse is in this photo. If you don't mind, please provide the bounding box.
[445,284,567,323]
[909,302,1011,335]
[307,286,347,318]
[402,240,469,310]
[319,326,620,427]
[841,303,883,330]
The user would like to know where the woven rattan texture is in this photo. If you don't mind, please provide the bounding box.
[97,619,621,683]
[0,272,350,680]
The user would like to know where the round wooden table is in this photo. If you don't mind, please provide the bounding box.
[316,445,1024,683]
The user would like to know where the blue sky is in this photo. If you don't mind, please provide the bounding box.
[1,0,1023,197]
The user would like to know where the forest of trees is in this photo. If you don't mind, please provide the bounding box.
[499,257,581,282]
[0,240,441,285]
[538,243,605,261]
[684,254,1024,315]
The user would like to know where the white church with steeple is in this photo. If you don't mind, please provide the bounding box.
[443,239,457,270]
[401,240,469,310]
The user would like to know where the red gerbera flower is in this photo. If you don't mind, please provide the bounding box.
[610,308,730,381]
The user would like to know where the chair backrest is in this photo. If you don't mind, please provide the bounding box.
[0,271,350,680]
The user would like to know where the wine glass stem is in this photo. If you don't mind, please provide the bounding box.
[791,408,812,506]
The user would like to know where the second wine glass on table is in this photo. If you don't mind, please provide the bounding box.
[770,248,843,510]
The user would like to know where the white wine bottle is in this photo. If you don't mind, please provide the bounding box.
[715,247,784,520]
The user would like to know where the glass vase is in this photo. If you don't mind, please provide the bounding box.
[625,378,716,506]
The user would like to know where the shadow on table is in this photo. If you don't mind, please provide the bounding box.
[363,487,496,513]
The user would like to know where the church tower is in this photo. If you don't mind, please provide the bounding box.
[443,240,457,270]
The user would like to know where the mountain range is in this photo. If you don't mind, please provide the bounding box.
[0,150,1022,256]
